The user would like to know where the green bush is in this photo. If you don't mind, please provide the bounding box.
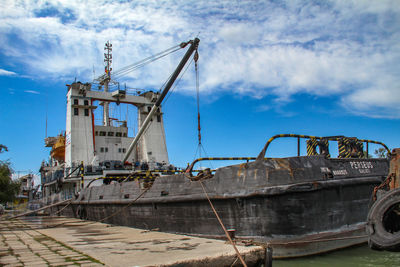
[0,160,21,204]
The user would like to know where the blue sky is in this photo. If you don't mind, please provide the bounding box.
[0,0,399,182]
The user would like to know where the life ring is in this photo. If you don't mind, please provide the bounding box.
[366,188,400,251]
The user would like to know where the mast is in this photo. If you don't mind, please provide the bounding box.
[122,38,200,163]
[103,41,112,126]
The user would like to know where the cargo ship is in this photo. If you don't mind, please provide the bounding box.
[39,38,391,258]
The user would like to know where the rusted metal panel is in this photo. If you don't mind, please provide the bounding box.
[51,156,389,258]
[390,148,400,189]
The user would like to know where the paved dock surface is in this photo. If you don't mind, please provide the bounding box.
[0,216,264,266]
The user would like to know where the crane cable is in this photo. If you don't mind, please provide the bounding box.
[192,49,211,168]
[125,52,196,155]
[195,50,201,146]
[94,44,182,82]
[112,45,182,79]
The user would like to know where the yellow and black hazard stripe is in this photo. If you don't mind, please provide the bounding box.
[307,138,319,156]
[195,157,256,162]
[338,138,364,158]
[319,139,331,157]
[307,138,331,157]
[358,139,390,155]
[338,138,350,158]
[257,134,321,159]
[80,161,84,189]
[106,170,158,180]
[355,140,364,158]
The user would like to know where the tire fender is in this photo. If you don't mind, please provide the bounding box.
[367,188,400,251]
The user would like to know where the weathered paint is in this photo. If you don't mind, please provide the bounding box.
[51,156,389,258]
[390,148,400,189]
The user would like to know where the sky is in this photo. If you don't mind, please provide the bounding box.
[0,0,399,183]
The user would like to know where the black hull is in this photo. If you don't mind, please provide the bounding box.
[49,156,389,258]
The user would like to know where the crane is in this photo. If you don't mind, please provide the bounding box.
[93,40,194,126]
[122,38,200,163]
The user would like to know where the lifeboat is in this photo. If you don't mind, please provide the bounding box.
[51,135,65,162]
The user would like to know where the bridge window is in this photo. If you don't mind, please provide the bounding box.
[84,109,89,116]
[99,131,106,136]
[74,108,79,116]
[74,99,78,105]
[108,132,114,136]
[84,100,89,106]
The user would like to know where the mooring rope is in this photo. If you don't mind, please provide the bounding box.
[4,199,72,220]
[266,234,368,246]
[52,201,71,216]
[199,181,247,267]
[45,187,150,229]
[97,187,150,224]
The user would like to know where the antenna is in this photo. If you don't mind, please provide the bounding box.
[45,94,48,138]
[45,113,47,138]
[103,41,112,126]
[104,41,112,77]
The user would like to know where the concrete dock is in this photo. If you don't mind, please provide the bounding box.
[0,216,264,266]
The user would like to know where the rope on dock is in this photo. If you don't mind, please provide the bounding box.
[52,201,72,216]
[3,199,72,220]
[246,234,368,246]
[199,181,247,267]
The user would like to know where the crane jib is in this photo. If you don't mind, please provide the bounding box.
[122,38,200,163]
[155,38,200,107]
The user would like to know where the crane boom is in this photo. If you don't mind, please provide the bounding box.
[122,38,200,163]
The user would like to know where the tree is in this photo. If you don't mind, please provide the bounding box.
[0,144,8,153]
[374,148,388,158]
[0,146,21,204]
[363,151,373,158]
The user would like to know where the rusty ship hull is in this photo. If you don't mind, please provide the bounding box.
[38,39,392,258]
[48,155,389,258]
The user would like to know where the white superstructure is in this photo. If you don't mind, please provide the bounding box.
[64,82,169,169]
[40,38,199,202]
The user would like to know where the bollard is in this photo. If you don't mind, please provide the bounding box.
[265,246,273,267]
[227,229,236,240]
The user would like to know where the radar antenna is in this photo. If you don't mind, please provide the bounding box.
[103,41,112,126]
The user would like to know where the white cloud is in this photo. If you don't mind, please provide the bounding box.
[0,69,17,76]
[0,0,399,117]
[24,90,40,95]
